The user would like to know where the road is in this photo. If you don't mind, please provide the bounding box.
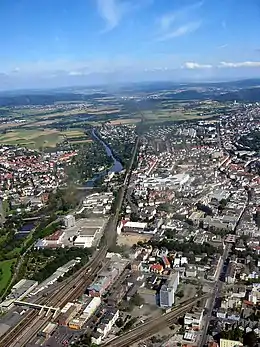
[199,244,230,347]
[199,178,250,347]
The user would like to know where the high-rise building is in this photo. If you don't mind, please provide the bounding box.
[159,271,179,308]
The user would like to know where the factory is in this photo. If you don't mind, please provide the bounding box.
[73,218,108,248]
[34,217,108,249]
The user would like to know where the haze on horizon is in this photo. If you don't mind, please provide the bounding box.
[1,0,260,90]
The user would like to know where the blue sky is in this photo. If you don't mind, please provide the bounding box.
[1,0,260,89]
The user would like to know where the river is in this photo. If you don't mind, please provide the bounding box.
[85,129,123,187]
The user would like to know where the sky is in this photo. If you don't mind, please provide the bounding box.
[1,0,260,89]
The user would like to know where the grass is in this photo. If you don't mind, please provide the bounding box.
[0,259,15,293]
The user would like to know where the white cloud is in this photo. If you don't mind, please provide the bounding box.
[217,44,228,49]
[219,61,260,68]
[96,0,127,32]
[157,21,201,41]
[221,20,226,29]
[183,62,212,69]
[157,1,203,41]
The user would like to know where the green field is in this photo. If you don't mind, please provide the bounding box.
[0,259,15,293]
[140,109,215,122]
[0,128,88,149]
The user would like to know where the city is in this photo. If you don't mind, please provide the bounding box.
[0,90,259,347]
[1,1,260,346]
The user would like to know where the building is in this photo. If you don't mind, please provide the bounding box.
[186,266,197,278]
[159,271,179,308]
[87,268,119,297]
[123,221,147,233]
[225,262,236,284]
[91,309,119,345]
[73,235,94,248]
[57,303,81,325]
[184,310,204,330]
[161,255,170,268]
[219,339,243,347]
[40,322,57,338]
[81,297,101,320]
[8,279,38,300]
[63,214,75,228]
[44,230,65,247]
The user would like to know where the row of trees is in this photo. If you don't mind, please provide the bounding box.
[31,247,91,283]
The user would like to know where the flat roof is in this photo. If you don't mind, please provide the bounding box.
[79,227,99,236]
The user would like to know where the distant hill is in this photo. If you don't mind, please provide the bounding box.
[1,79,260,106]
[215,87,260,102]
[0,92,110,106]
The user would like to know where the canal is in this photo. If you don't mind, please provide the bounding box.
[85,129,123,187]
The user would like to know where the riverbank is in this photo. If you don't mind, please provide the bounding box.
[85,129,123,187]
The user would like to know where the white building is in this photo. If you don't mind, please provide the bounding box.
[81,297,101,320]
[73,235,94,248]
[159,271,179,308]
[63,214,75,228]
[184,310,203,330]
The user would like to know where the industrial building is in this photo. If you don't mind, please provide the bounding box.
[159,271,179,308]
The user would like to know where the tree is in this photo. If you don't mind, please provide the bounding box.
[130,293,145,307]
[244,331,257,347]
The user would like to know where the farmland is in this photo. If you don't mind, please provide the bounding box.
[0,128,89,149]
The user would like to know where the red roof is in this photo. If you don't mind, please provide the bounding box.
[150,264,163,271]
[45,230,64,241]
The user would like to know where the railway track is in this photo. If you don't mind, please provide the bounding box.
[104,295,209,347]
[0,246,108,347]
